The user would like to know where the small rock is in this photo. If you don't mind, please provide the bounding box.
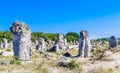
[63,52,72,57]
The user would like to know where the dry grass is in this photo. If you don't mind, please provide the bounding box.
[1,44,120,73]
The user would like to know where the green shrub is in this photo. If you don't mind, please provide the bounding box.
[36,63,48,73]
[10,59,21,65]
[6,49,12,52]
[68,60,79,69]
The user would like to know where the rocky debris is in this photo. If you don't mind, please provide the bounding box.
[57,57,70,67]
[10,21,31,61]
[47,42,59,52]
[0,62,9,66]
[36,37,45,53]
[47,39,53,47]
[109,36,118,49]
[78,30,91,57]
[0,51,13,56]
[8,42,13,49]
[49,34,68,51]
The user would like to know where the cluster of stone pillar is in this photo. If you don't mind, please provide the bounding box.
[47,34,68,52]
[8,21,120,61]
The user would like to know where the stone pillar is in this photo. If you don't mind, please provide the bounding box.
[54,41,60,52]
[57,34,65,49]
[10,21,31,61]
[36,37,45,53]
[78,30,91,57]
[48,39,52,46]
[0,42,3,49]
[75,41,79,45]
[64,38,68,50]
[3,38,8,48]
[109,36,118,48]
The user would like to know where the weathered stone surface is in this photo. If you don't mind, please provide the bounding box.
[64,38,68,50]
[57,57,70,67]
[109,36,118,48]
[47,41,59,52]
[48,39,52,46]
[10,21,31,61]
[48,34,67,52]
[36,37,45,53]
[0,51,13,56]
[78,30,91,57]
[8,42,13,48]
[0,42,3,49]
[57,34,65,49]
[75,41,79,45]
[3,38,8,48]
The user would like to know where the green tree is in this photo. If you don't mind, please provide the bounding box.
[65,32,79,42]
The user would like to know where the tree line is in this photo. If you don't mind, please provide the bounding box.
[0,31,79,43]
[0,31,120,44]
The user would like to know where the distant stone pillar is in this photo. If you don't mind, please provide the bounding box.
[57,34,65,49]
[109,36,118,48]
[54,42,60,52]
[10,21,31,61]
[36,37,45,53]
[64,38,68,50]
[75,41,79,45]
[73,41,76,45]
[0,42,3,49]
[78,30,91,57]
[48,39,52,46]
[3,38,8,48]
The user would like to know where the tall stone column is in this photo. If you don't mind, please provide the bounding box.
[3,38,8,48]
[10,21,31,61]
[78,30,91,57]
[64,38,68,50]
[57,34,65,49]
[0,42,3,49]
[36,37,45,53]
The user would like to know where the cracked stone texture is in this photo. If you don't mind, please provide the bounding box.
[36,37,45,53]
[0,42,3,49]
[3,38,8,48]
[56,34,67,50]
[78,30,91,57]
[10,21,31,61]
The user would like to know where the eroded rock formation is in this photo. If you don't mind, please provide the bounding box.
[10,21,31,61]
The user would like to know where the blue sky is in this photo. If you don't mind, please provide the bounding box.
[0,0,120,39]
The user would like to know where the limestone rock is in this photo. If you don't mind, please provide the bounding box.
[0,42,3,49]
[47,42,59,52]
[36,37,45,53]
[0,51,13,56]
[78,30,91,57]
[57,34,65,49]
[3,38,8,48]
[10,21,31,61]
